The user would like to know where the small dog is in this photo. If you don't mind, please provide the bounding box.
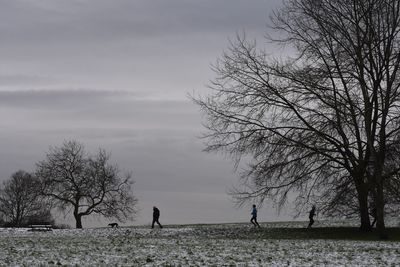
[108,223,119,228]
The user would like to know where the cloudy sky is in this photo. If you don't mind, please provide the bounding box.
[0,0,292,227]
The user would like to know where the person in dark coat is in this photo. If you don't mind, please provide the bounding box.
[152,206,163,229]
[307,205,316,228]
[370,203,377,228]
[250,204,261,228]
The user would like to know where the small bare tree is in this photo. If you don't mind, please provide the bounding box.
[36,140,138,228]
[0,170,49,227]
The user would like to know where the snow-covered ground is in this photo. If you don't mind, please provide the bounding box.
[0,221,399,266]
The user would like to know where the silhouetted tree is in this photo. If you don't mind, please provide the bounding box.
[194,0,400,237]
[36,140,138,228]
[0,170,51,227]
[321,139,400,225]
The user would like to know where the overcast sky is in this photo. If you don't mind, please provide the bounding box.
[0,0,293,227]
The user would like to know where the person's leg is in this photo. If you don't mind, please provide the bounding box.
[156,219,163,228]
[308,218,314,228]
[371,218,376,228]
[151,219,155,228]
[254,217,260,227]
[251,217,256,226]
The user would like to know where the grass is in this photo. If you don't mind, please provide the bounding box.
[153,221,400,241]
[251,227,400,241]
[1,222,399,266]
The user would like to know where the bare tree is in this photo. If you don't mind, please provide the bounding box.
[36,140,138,228]
[0,170,50,227]
[194,0,400,237]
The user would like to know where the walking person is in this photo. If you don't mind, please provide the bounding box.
[370,206,377,228]
[152,206,163,229]
[307,205,316,228]
[250,204,260,228]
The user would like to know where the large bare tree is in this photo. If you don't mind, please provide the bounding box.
[194,0,400,237]
[36,140,138,228]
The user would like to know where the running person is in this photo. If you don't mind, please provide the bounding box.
[250,204,261,228]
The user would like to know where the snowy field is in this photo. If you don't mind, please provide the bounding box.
[0,221,399,266]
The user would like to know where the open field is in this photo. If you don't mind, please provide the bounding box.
[0,221,400,266]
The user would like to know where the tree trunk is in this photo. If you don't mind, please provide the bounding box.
[375,181,387,239]
[75,214,83,229]
[357,185,372,232]
[16,205,21,227]
[74,204,83,229]
[373,149,388,239]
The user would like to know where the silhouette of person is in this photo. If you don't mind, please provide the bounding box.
[152,206,163,229]
[370,204,377,228]
[307,205,316,228]
[250,204,260,228]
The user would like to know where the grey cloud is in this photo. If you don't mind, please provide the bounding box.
[0,89,136,109]
[0,0,275,44]
[0,89,182,108]
[0,74,58,86]
[0,89,201,134]
[0,0,283,98]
